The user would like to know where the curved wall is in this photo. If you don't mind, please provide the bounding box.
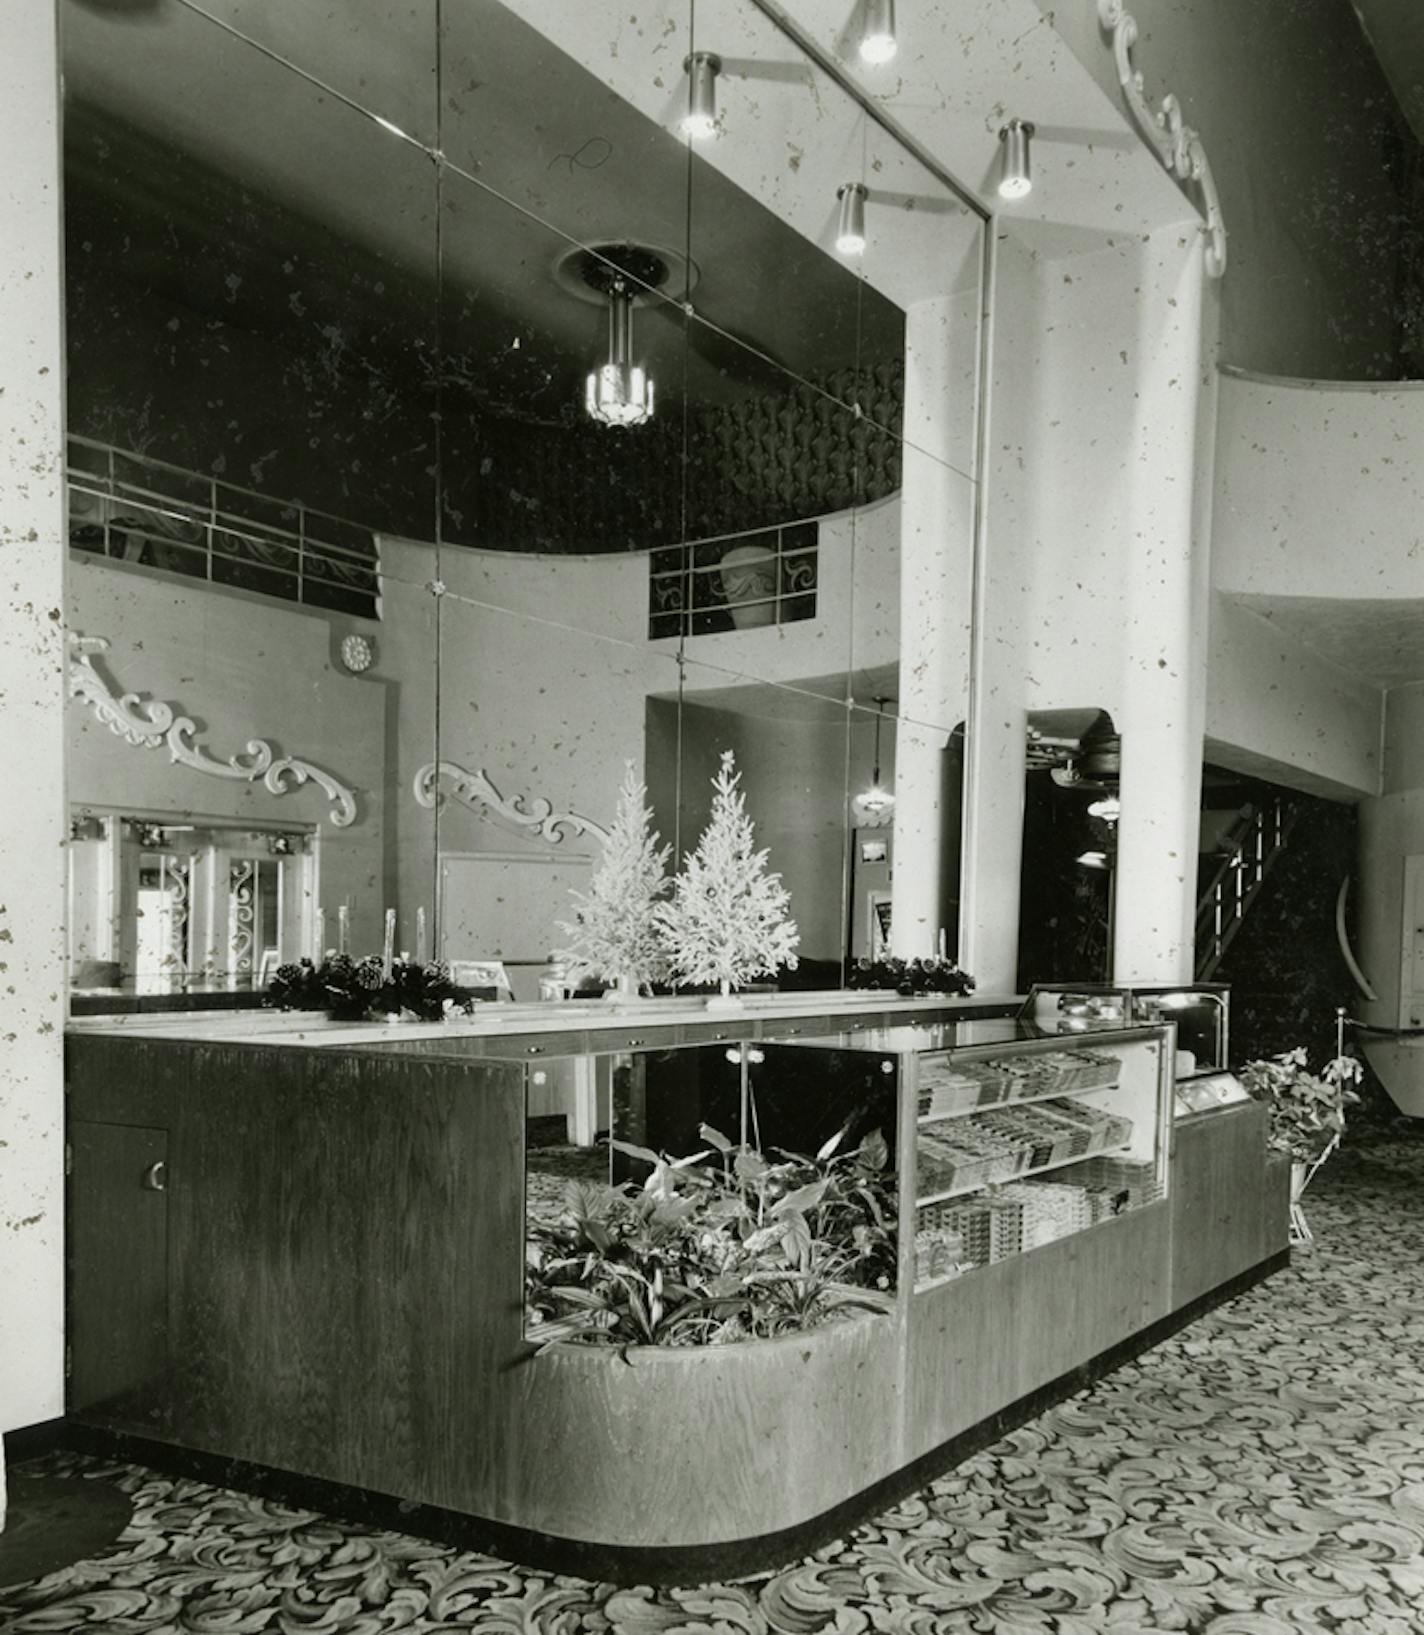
[1214,372,1424,603]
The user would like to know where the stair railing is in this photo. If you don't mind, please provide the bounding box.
[1195,796,1297,980]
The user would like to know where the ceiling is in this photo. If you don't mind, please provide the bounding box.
[1351,0,1424,140]
[1226,592,1424,689]
[60,0,912,422]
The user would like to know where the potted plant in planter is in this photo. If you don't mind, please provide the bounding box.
[1239,1028,1363,1245]
[657,750,799,1008]
[556,763,671,1001]
[524,1121,896,1350]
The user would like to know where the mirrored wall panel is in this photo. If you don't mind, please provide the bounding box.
[62,0,441,1000]
[62,0,991,1006]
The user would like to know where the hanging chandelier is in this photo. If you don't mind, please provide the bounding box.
[585,272,654,427]
[853,696,897,823]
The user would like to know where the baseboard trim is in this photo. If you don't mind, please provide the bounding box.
[53,1252,1288,1588]
[3,1419,69,1463]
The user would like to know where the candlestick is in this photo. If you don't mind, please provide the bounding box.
[337,904,350,956]
[382,908,396,978]
[416,905,427,966]
[314,908,326,962]
[937,927,947,961]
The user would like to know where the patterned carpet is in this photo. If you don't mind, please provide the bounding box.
[4,1138,1424,1633]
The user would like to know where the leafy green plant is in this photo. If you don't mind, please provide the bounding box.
[524,1122,897,1352]
[1239,1047,1363,1164]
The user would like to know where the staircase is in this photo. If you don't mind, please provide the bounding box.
[1195,796,1299,980]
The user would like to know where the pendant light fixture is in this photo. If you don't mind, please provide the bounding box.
[998,118,1035,200]
[835,182,867,256]
[585,272,654,427]
[681,51,722,140]
[856,696,896,819]
[859,0,897,64]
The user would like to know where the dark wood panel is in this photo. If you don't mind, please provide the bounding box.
[160,1043,526,1510]
[69,1120,169,1432]
[67,1033,181,1126]
[1169,1104,1273,1309]
[499,1315,904,1546]
[904,1202,1173,1463]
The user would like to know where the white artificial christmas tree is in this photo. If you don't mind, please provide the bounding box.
[659,750,799,1005]
[556,763,671,997]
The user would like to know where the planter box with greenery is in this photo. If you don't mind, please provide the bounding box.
[525,1121,897,1350]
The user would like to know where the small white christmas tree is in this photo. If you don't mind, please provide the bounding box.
[556,763,671,996]
[658,750,799,1001]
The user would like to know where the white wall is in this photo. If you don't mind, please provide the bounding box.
[0,0,65,1444]
[67,560,392,957]
[1205,595,1381,800]
[1214,374,1424,599]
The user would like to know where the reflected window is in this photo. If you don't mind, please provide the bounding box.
[69,813,314,993]
[649,521,818,639]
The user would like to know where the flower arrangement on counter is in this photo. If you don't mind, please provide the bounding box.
[266,954,475,1022]
[848,955,976,997]
[525,1122,896,1350]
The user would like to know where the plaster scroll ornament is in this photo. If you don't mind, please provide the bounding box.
[412,761,609,846]
[1097,0,1227,278]
[67,632,358,827]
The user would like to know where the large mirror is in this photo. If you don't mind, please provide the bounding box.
[61,0,988,1007]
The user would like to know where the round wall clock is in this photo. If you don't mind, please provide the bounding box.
[340,633,375,674]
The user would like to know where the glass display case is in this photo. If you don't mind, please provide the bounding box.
[524,1019,1173,1333]
[766,1020,1171,1293]
[1023,983,1230,1076]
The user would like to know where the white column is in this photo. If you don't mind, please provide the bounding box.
[1113,230,1210,982]
[0,0,67,1484]
[891,294,974,958]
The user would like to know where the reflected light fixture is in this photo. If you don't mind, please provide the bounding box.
[998,118,1035,200]
[835,182,867,256]
[859,0,897,64]
[857,695,896,817]
[1086,795,1121,822]
[585,273,655,427]
[1076,849,1109,871]
[681,51,722,140]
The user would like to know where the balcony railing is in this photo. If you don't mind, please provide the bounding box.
[649,521,818,640]
[66,435,380,621]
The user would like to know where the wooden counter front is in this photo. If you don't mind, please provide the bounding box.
[66,1027,1286,1581]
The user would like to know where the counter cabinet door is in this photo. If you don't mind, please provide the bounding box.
[68,1119,170,1430]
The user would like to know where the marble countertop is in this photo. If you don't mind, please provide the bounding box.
[66,989,1024,1047]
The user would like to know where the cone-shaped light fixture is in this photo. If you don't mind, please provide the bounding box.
[859,0,897,64]
[585,275,654,427]
[835,182,867,256]
[681,51,721,140]
[998,118,1034,200]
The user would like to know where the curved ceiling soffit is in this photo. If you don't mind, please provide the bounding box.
[1097,0,1227,277]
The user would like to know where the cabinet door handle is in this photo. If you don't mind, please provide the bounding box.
[141,1160,167,1192]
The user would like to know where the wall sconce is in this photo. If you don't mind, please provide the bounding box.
[585,273,654,427]
[681,51,722,140]
[859,0,897,64]
[835,182,868,256]
[998,118,1035,200]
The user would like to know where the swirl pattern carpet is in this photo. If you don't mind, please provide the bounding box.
[4,1139,1422,1633]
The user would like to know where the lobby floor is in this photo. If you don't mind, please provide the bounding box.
[3,1137,1422,1634]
